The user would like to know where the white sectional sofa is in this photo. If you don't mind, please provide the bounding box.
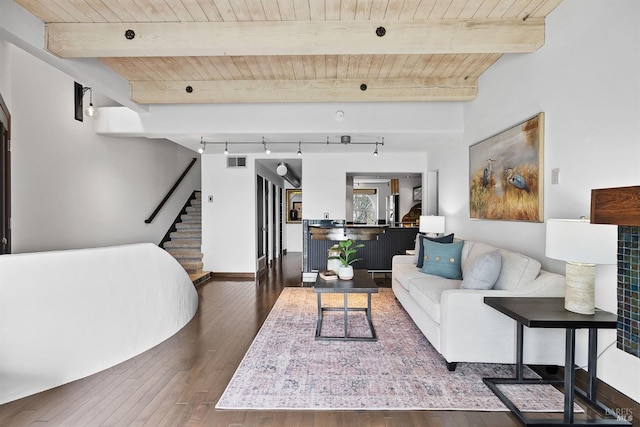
[392,239,566,371]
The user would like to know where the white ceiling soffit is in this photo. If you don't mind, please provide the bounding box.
[93,102,464,153]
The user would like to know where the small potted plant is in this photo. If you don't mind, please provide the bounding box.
[328,239,364,280]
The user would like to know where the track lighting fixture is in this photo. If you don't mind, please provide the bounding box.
[198,137,207,154]
[198,135,383,155]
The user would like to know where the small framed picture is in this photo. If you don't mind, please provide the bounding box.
[286,189,302,223]
[413,186,422,202]
[292,201,302,219]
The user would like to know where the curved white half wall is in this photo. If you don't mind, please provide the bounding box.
[0,243,198,404]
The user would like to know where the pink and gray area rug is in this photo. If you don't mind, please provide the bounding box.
[216,287,578,412]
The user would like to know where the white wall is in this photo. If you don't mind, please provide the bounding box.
[3,44,200,252]
[0,40,9,101]
[430,0,640,402]
[201,153,255,273]
[202,154,294,272]
[0,243,197,404]
[202,152,427,273]
[303,152,427,220]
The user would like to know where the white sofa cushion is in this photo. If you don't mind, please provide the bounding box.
[393,262,426,291]
[494,249,541,290]
[408,276,461,324]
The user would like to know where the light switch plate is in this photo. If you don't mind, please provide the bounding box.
[551,168,560,185]
[208,195,213,203]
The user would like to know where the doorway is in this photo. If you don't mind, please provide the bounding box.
[256,175,267,277]
[0,92,10,255]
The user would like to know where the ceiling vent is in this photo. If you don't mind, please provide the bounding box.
[227,156,247,168]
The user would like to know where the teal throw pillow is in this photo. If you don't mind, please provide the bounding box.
[416,233,455,268]
[420,240,463,279]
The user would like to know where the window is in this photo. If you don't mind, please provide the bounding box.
[353,189,377,224]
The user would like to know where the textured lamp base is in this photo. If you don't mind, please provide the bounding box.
[564,262,596,315]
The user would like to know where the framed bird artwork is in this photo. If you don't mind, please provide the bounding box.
[469,113,544,222]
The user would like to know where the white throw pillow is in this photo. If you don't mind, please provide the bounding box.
[460,249,502,290]
[412,233,420,264]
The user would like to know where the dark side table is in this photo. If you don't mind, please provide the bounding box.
[314,269,378,341]
[483,297,630,426]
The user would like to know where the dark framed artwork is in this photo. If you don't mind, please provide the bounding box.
[292,201,302,220]
[413,186,422,202]
[469,113,544,222]
[286,189,302,223]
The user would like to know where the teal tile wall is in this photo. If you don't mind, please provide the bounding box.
[618,226,640,358]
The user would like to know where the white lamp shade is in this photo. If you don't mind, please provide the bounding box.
[545,219,617,265]
[419,215,445,234]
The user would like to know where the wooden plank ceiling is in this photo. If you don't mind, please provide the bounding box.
[17,0,563,104]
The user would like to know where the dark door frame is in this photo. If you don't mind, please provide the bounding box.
[256,175,267,277]
[0,92,10,255]
[270,181,276,264]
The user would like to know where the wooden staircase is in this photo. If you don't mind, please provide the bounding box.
[162,192,210,284]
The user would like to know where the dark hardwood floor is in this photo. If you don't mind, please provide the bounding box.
[0,253,523,426]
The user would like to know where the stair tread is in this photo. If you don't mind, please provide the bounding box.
[164,192,204,275]
[180,261,204,274]
[176,223,201,229]
[164,241,201,249]
[167,249,203,255]
[170,232,201,238]
[179,261,204,267]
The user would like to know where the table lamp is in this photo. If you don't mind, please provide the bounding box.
[545,219,617,314]
[419,215,445,237]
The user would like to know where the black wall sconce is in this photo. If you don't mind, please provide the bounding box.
[74,81,96,122]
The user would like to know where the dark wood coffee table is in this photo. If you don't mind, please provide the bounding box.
[314,269,378,341]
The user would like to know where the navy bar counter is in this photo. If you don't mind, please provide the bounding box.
[302,219,418,273]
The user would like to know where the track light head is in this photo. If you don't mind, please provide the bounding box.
[373,142,379,156]
[224,142,229,156]
[198,137,206,154]
[297,141,302,156]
